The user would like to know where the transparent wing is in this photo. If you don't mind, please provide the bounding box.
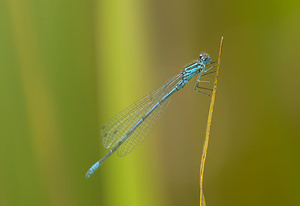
[101,73,182,150]
[117,96,170,157]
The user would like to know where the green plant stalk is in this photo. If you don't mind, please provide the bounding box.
[200,36,224,206]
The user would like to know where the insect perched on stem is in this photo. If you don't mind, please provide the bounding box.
[86,53,218,178]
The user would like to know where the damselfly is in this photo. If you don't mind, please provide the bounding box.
[86,53,217,178]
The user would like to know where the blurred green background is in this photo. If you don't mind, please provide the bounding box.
[1,0,300,206]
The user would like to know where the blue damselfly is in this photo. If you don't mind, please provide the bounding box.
[86,53,217,178]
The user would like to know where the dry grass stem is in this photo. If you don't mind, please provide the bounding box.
[199,36,224,206]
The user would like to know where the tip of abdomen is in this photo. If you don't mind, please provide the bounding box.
[85,161,100,178]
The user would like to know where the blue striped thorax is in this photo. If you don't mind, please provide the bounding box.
[177,53,211,90]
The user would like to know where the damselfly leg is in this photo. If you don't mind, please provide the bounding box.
[194,63,219,100]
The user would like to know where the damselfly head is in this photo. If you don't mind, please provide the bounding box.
[199,53,211,64]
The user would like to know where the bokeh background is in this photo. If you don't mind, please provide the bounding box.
[1,0,300,206]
